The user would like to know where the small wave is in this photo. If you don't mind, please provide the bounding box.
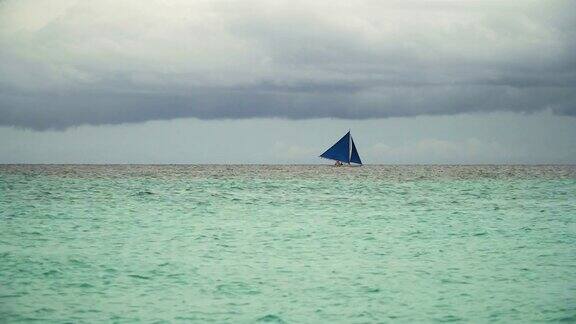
[257,314,286,323]
[135,190,155,196]
[42,269,62,277]
[435,315,464,322]
[128,274,151,280]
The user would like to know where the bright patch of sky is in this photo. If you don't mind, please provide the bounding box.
[1,111,574,164]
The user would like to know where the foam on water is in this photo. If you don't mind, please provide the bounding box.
[1,165,575,322]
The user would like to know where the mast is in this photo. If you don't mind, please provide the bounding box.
[348,130,352,165]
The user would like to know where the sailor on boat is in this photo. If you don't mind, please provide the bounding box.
[320,131,362,166]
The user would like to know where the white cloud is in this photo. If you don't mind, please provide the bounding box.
[0,0,575,128]
[271,141,316,162]
[365,137,508,164]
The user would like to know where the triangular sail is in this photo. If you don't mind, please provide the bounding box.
[350,137,362,165]
[320,132,350,163]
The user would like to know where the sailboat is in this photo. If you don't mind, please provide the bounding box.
[320,131,362,166]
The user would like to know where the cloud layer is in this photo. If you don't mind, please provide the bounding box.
[1,0,575,129]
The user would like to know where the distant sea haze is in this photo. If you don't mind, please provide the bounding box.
[1,165,575,322]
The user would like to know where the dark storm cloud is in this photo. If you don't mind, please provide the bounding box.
[0,0,575,129]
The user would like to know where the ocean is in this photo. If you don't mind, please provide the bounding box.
[1,165,575,323]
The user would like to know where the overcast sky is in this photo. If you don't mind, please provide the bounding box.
[0,0,575,163]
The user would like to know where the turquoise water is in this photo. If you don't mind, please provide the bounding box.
[1,165,575,323]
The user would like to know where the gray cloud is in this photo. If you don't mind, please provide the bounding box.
[0,0,575,129]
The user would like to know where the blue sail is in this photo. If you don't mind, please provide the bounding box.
[320,132,351,163]
[350,137,362,165]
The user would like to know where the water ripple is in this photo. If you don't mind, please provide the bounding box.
[0,165,575,322]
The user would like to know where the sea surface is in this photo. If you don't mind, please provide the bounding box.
[1,165,575,323]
